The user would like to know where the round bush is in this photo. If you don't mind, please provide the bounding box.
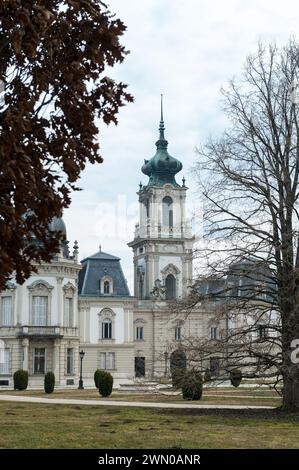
[13,369,28,391]
[181,370,203,401]
[97,371,113,397]
[171,367,185,388]
[44,371,55,394]
[94,369,102,389]
[230,368,242,388]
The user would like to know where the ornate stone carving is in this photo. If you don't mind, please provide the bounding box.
[98,308,116,320]
[134,317,147,324]
[63,281,76,293]
[150,279,166,300]
[161,263,180,276]
[27,280,54,292]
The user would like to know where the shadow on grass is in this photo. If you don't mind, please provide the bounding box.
[158,407,299,422]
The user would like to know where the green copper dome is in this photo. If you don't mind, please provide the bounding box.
[142,96,183,187]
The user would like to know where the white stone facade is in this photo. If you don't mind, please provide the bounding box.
[0,249,81,388]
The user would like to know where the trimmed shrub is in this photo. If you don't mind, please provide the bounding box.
[171,367,185,388]
[97,371,113,397]
[13,369,28,391]
[94,369,101,389]
[181,370,203,401]
[204,369,212,383]
[230,368,242,388]
[44,372,55,394]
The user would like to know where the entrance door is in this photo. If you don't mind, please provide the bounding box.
[135,357,145,377]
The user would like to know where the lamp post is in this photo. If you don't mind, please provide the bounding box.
[78,349,85,389]
[164,351,168,377]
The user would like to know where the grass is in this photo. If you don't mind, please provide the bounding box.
[0,401,298,448]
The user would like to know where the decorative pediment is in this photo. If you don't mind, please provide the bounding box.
[27,280,54,292]
[134,317,147,325]
[63,282,76,294]
[98,308,116,319]
[161,263,180,276]
[173,319,184,327]
[163,184,174,193]
[3,281,17,293]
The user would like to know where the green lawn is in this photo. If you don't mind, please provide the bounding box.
[0,400,298,449]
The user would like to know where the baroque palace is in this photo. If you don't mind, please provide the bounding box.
[0,105,232,388]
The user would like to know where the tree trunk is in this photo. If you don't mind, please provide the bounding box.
[282,372,299,409]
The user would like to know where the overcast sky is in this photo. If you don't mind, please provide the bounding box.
[63,0,299,293]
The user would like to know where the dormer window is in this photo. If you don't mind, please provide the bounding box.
[100,276,113,295]
[104,281,110,294]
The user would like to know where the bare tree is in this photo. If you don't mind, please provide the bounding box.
[175,40,299,410]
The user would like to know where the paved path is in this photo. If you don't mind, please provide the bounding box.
[200,394,278,399]
[0,394,275,410]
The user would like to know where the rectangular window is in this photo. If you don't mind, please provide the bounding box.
[66,348,74,374]
[0,349,10,374]
[210,327,218,340]
[99,352,106,369]
[175,327,181,341]
[136,326,144,341]
[99,352,115,370]
[64,298,73,327]
[107,352,115,370]
[1,296,13,326]
[102,321,112,339]
[34,348,46,374]
[32,296,48,326]
[258,325,267,340]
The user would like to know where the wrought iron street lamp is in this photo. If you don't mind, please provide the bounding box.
[164,351,168,377]
[78,349,85,389]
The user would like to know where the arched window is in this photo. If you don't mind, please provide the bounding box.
[162,196,173,229]
[100,276,113,295]
[165,274,176,299]
[103,281,110,294]
[102,319,112,339]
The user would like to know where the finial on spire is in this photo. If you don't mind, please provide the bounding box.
[73,240,79,261]
[182,176,186,187]
[156,93,168,149]
[99,244,101,252]
[139,181,143,191]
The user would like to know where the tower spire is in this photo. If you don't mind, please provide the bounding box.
[156,93,168,149]
[141,94,183,187]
